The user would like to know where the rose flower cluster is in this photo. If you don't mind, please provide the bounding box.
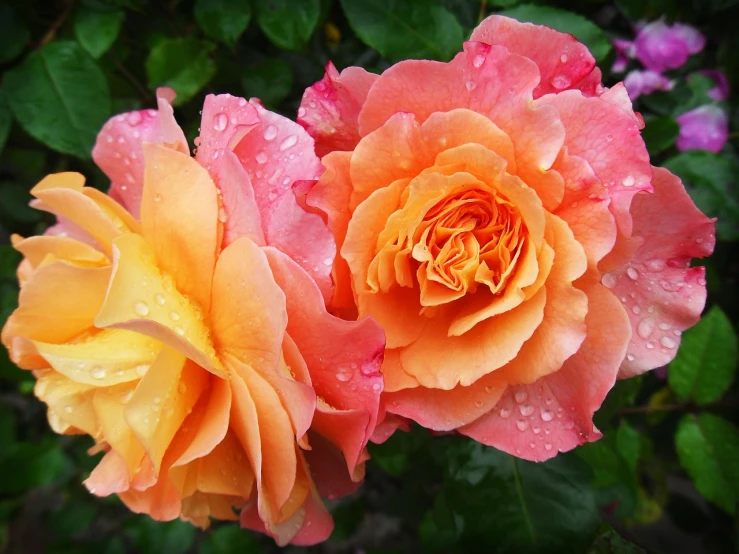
[2,16,714,546]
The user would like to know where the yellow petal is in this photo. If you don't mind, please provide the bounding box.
[12,234,108,269]
[125,346,209,474]
[95,232,224,376]
[33,329,160,387]
[34,369,99,437]
[140,143,219,312]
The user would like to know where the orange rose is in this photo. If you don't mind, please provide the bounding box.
[297,16,715,458]
[2,90,385,545]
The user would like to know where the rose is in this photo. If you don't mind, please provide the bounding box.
[2,89,385,545]
[297,16,715,459]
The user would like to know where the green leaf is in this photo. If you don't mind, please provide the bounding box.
[675,413,739,514]
[616,420,641,472]
[0,440,71,494]
[199,525,264,554]
[448,446,599,553]
[0,90,12,158]
[500,4,612,63]
[668,307,737,405]
[341,0,464,62]
[145,37,217,105]
[587,525,647,554]
[641,117,680,156]
[0,4,30,65]
[241,58,293,108]
[255,0,320,51]
[664,150,739,241]
[126,518,197,554]
[194,0,252,47]
[74,2,126,59]
[3,41,111,159]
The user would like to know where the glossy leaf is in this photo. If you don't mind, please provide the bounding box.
[641,117,680,156]
[241,58,293,107]
[0,4,29,65]
[255,0,320,51]
[146,37,217,106]
[74,3,126,59]
[675,413,739,514]
[668,306,738,405]
[194,0,252,47]
[341,0,464,62]
[3,41,111,159]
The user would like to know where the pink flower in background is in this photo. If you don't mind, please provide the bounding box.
[634,21,705,73]
[612,38,634,73]
[624,69,673,100]
[676,105,729,153]
[699,69,730,101]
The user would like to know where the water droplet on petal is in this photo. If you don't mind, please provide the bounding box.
[637,318,655,340]
[465,80,476,91]
[263,125,278,141]
[499,407,510,419]
[336,370,351,382]
[550,74,572,89]
[64,405,73,414]
[560,54,568,63]
[213,112,228,131]
[279,134,297,151]
[169,311,180,321]
[154,193,162,202]
[155,294,166,305]
[372,383,382,392]
[91,367,106,379]
[516,419,528,431]
[627,267,639,280]
[127,111,142,125]
[541,409,553,422]
[631,305,641,315]
[133,301,149,316]
[322,257,333,266]
[514,390,527,403]
[622,175,636,187]
[135,364,148,376]
[519,403,534,416]
[626,354,635,362]
[472,54,485,68]
[174,326,185,336]
[545,443,553,451]
[660,336,677,349]
[601,272,617,289]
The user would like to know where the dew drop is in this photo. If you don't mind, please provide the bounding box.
[514,390,527,403]
[646,342,655,349]
[622,175,636,187]
[169,311,180,321]
[673,329,682,336]
[322,257,333,266]
[127,111,142,125]
[657,322,671,331]
[475,400,483,408]
[133,301,149,316]
[263,125,278,141]
[372,383,382,392]
[519,403,534,416]
[697,278,707,286]
[465,80,476,91]
[174,326,185,336]
[545,443,553,451]
[550,74,572,90]
[213,112,228,131]
[631,305,641,315]
[541,409,553,422]
[64,405,73,414]
[472,54,485,68]
[154,193,162,202]
[601,273,617,289]
[279,134,298,151]
[135,364,148,376]
[218,206,228,222]
[256,151,268,164]
[627,354,635,362]
[533,426,541,434]
[560,54,568,63]
[516,419,528,431]
[660,336,677,349]
[155,293,166,306]
[637,318,655,340]
[91,367,106,379]
[627,267,639,280]
[336,370,352,382]
[297,107,306,118]
[499,408,510,419]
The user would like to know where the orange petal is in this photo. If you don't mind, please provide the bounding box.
[3,261,110,344]
[381,349,420,392]
[193,430,255,498]
[210,237,287,373]
[140,143,219,312]
[95,232,223,376]
[399,287,547,389]
[357,287,426,349]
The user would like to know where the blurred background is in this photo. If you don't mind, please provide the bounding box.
[0,0,738,552]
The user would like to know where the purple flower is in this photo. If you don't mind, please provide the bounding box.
[676,105,729,153]
[624,70,673,100]
[634,20,705,73]
[699,69,730,101]
[612,38,635,73]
